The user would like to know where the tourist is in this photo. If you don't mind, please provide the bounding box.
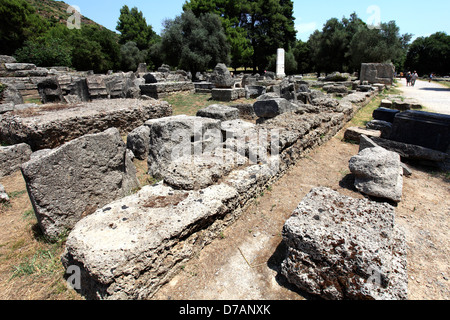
[429,73,434,83]
[411,71,419,87]
[406,72,412,86]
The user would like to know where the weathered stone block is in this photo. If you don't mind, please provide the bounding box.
[21,128,140,239]
[126,125,151,160]
[0,143,32,178]
[253,98,298,118]
[389,110,450,152]
[61,182,239,300]
[0,99,172,150]
[145,115,222,179]
[349,146,403,202]
[196,104,239,121]
[212,63,234,88]
[373,107,400,123]
[344,127,381,142]
[360,63,395,85]
[281,187,408,300]
[211,88,245,102]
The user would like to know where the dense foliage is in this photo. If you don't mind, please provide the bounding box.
[1,0,448,76]
[160,11,230,77]
[306,13,412,74]
[183,0,297,72]
[405,32,450,76]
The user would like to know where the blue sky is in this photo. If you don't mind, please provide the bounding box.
[69,0,450,41]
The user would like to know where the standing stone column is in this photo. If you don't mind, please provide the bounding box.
[276,48,286,79]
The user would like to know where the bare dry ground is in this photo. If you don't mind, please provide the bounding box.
[0,93,448,300]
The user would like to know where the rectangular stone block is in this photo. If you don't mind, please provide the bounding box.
[389,110,450,152]
[211,88,245,102]
[21,128,140,239]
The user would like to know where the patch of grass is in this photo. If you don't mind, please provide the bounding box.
[349,95,383,128]
[349,86,404,128]
[164,92,256,116]
[22,209,35,220]
[8,190,27,199]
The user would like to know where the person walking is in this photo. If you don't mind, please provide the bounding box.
[411,71,419,87]
[429,73,434,83]
[406,72,412,86]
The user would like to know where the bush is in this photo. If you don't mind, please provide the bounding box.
[14,38,72,67]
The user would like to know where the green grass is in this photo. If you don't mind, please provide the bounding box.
[9,230,69,281]
[348,86,403,128]
[164,92,256,116]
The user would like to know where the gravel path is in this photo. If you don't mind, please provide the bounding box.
[397,79,450,115]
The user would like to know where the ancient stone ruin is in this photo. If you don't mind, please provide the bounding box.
[360,63,396,86]
[281,187,408,300]
[1,55,421,300]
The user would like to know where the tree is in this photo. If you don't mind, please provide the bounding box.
[0,0,48,55]
[308,18,349,74]
[119,41,148,71]
[405,32,450,75]
[183,0,297,71]
[116,5,159,51]
[347,21,411,72]
[292,40,312,74]
[160,10,230,77]
[183,0,253,70]
[14,38,72,67]
[307,13,411,74]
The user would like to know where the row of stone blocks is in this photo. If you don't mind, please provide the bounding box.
[139,82,195,99]
[53,92,395,300]
[6,90,408,300]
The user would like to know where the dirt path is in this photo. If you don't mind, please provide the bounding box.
[397,79,450,115]
[153,127,450,300]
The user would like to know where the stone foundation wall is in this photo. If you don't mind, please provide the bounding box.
[61,91,377,300]
[140,82,195,99]
[0,99,173,151]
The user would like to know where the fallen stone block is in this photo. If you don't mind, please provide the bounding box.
[21,128,140,239]
[161,146,248,190]
[245,85,266,99]
[349,146,403,203]
[370,137,448,163]
[0,143,32,178]
[61,182,239,300]
[373,107,400,123]
[253,98,298,119]
[344,127,381,142]
[196,104,239,121]
[221,119,255,140]
[0,99,172,151]
[212,63,234,88]
[389,110,450,152]
[86,75,108,99]
[359,135,413,177]
[146,115,222,179]
[281,187,408,300]
[37,77,63,103]
[126,125,150,160]
[211,88,245,102]
[366,120,392,138]
[230,103,256,120]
